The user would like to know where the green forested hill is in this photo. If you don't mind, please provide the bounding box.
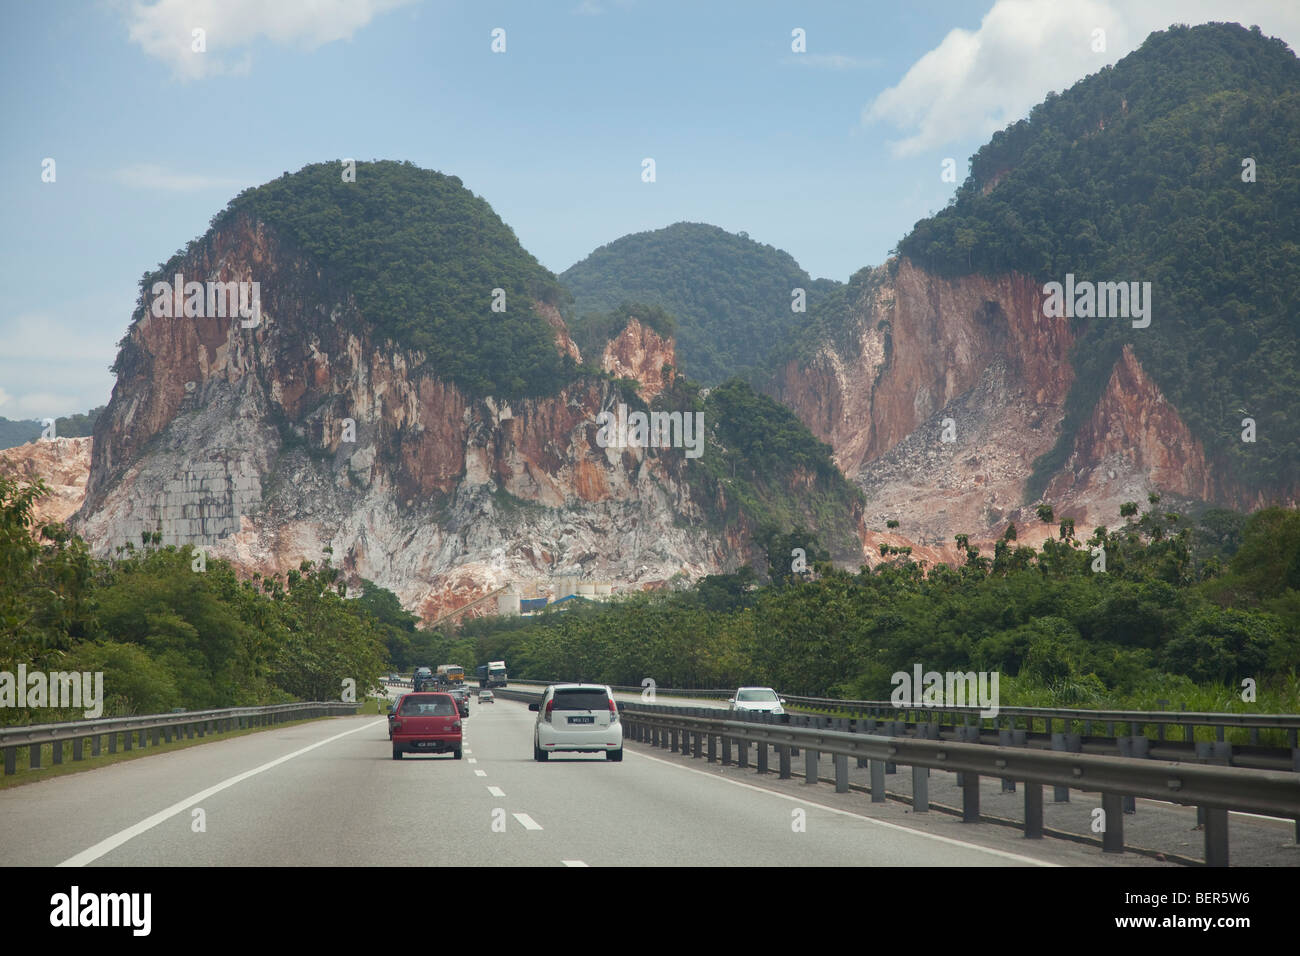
[195,161,576,399]
[560,222,841,385]
[895,23,1300,496]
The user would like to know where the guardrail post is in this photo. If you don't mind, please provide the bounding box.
[885,721,899,774]
[52,740,63,765]
[1101,792,1124,853]
[151,727,161,746]
[708,732,718,763]
[870,758,885,802]
[693,730,702,759]
[1293,741,1300,844]
[1051,728,1068,801]
[73,738,84,761]
[1024,783,1043,838]
[999,726,1016,792]
[670,728,679,753]
[30,743,41,768]
[1203,807,1229,866]
[3,746,14,775]
[962,771,980,822]
[123,732,132,751]
[108,732,117,753]
[912,764,928,811]
[804,747,818,784]
[834,752,849,792]
[757,739,768,774]
[778,744,791,778]
[738,735,749,769]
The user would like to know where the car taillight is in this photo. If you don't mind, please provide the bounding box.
[608,699,618,722]
[544,700,553,721]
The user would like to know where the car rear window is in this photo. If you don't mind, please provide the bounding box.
[399,695,456,716]
[552,688,610,710]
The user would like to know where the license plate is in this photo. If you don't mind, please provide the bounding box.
[415,741,438,748]
[569,716,594,724]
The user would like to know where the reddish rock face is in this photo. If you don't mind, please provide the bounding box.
[0,437,92,530]
[600,317,676,401]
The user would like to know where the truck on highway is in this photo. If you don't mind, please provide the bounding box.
[476,660,508,688]
[436,664,465,687]
[412,666,435,691]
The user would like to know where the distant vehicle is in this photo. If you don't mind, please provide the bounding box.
[413,667,434,691]
[448,687,470,717]
[478,689,495,703]
[530,683,622,761]
[437,664,465,687]
[476,660,508,688]
[387,696,401,738]
[728,687,786,717]
[391,693,462,760]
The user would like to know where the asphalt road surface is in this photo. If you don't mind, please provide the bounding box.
[0,698,1171,867]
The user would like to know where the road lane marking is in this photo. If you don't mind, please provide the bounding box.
[513,813,543,831]
[627,749,1057,867]
[59,719,386,867]
[467,757,477,763]
[465,748,473,754]
[475,770,487,777]
[487,786,506,797]
[562,860,588,867]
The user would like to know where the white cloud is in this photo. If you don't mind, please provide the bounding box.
[108,163,244,192]
[865,0,1300,157]
[124,0,418,79]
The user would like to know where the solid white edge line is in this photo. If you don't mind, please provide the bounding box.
[627,749,1059,866]
[58,719,385,867]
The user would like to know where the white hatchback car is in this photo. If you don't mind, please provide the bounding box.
[531,683,622,761]
[728,687,786,716]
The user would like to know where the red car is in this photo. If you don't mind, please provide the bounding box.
[391,692,463,760]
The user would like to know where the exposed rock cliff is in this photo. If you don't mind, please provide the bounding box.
[0,437,92,529]
[600,317,675,401]
[75,212,776,620]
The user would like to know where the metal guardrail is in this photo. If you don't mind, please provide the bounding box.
[0,701,360,777]
[506,678,1300,767]
[492,687,1298,865]
[615,705,1300,867]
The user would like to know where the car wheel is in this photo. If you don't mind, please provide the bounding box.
[606,747,623,762]
[534,740,548,762]
[392,746,402,760]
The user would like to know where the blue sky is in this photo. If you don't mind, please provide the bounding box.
[2,0,1296,420]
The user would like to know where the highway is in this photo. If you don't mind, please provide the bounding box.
[0,695,1159,868]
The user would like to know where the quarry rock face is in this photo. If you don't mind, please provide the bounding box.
[0,437,93,530]
[769,258,1281,561]
[75,213,745,620]
[600,317,676,401]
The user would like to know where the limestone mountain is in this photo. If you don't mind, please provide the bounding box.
[73,163,863,620]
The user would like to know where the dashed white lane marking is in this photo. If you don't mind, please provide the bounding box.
[627,749,1058,867]
[487,786,506,797]
[562,860,588,867]
[59,719,385,867]
[467,758,477,763]
[465,748,473,754]
[474,770,487,777]
[513,813,543,831]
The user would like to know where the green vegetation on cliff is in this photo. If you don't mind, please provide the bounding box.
[894,23,1300,496]
[560,222,840,385]
[196,161,575,399]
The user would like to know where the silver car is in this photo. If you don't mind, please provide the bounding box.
[728,687,786,716]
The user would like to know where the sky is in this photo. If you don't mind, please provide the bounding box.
[2,0,1297,421]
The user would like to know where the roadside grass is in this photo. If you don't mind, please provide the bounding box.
[0,696,387,791]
